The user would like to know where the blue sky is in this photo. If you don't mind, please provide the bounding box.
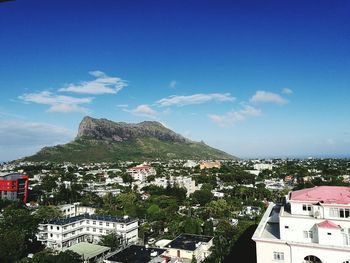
[0,0,350,161]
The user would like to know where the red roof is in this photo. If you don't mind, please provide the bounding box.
[127,166,153,170]
[317,220,341,229]
[290,186,350,204]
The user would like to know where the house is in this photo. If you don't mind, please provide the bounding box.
[253,186,350,263]
[164,233,213,262]
[127,166,156,182]
[199,161,221,170]
[36,214,138,250]
[253,163,273,171]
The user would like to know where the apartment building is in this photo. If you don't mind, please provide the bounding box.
[253,186,350,263]
[153,176,197,197]
[37,214,138,250]
[0,172,29,203]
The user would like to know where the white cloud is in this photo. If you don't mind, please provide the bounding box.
[169,80,177,88]
[157,93,235,107]
[0,120,74,161]
[59,71,127,95]
[19,91,92,113]
[124,104,157,118]
[209,105,261,127]
[282,88,293,95]
[250,90,288,105]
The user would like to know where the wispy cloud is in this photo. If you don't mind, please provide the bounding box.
[123,104,157,118]
[59,71,127,95]
[250,90,288,105]
[157,93,235,107]
[169,80,177,88]
[19,91,92,113]
[209,105,261,127]
[0,120,74,161]
[282,88,293,95]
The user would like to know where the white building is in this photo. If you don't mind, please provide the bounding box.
[37,214,138,250]
[153,176,197,197]
[253,163,273,171]
[58,203,96,218]
[183,160,198,168]
[253,186,350,263]
[127,166,156,182]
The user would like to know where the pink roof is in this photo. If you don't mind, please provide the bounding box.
[290,186,350,204]
[317,220,341,229]
[127,166,153,170]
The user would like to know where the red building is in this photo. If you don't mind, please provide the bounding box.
[0,173,29,203]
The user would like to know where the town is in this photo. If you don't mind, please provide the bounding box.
[1,158,349,262]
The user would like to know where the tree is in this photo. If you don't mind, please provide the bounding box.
[191,255,198,263]
[99,232,122,250]
[34,205,62,221]
[0,229,26,263]
[191,190,213,206]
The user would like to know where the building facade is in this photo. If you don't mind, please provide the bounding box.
[0,172,29,203]
[253,186,350,263]
[127,166,156,182]
[37,214,138,250]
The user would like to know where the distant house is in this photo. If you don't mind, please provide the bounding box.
[200,161,221,170]
[183,160,198,168]
[127,166,156,182]
[253,163,273,171]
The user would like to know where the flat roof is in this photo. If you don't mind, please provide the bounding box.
[65,242,110,259]
[166,233,213,251]
[44,214,137,225]
[106,245,166,263]
[290,186,350,204]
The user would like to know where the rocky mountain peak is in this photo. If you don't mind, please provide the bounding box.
[77,116,188,143]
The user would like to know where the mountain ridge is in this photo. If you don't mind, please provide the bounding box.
[24,116,237,162]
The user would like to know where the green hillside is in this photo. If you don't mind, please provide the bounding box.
[25,137,235,162]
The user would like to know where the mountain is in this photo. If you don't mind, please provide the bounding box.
[24,116,236,162]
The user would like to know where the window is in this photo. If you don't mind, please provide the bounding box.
[93,228,96,232]
[303,231,313,238]
[99,222,102,226]
[57,227,60,230]
[284,226,289,229]
[99,229,102,233]
[72,223,75,227]
[63,226,67,230]
[93,221,96,225]
[86,227,90,231]
[273,252,284,261]
[330,208,350,218]
[86,220,89,224]
[50,234,53,237]
[50,226,53,230]
[327,232,332,235]
[302,204,312,211]
[106,223,109,226]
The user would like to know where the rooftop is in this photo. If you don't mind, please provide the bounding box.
[64,242,110,260]
[166,233,213,251]
[317,220,341,229]
[43,214,137,225]
[290,186,350,204]
[128,166,153,170]
[106,245,166,263]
